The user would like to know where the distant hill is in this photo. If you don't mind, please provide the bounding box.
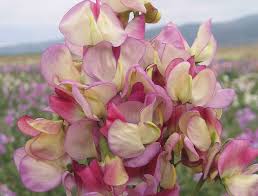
[147,14,258,46]
[1,14,258,55]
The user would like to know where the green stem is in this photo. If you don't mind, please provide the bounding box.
[99,136,113,161]
[191,176,205,196]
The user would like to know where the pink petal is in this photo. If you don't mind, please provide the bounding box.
[76,160,106,193]
[103,156,129,186]
[122,66,157,98]
[121,0,146,13]
[60,1,126,47]
[124,142,161,167]
[206,88,235,109]
[191,68,217,106]
[108,120,145,158]
[17,116,40,137]
[40,44,80,84]
[62,172,76,196]
[218,139,258,178]
[183,137,200,162]
[83,42,116,82]
[117,101,144,123]
[18,116,63,135]
[65,39,83,58]
[72,86,98,121]
[49,95,85,123]
[160,44,191,75]
[191,20,217,66]
[164,58,185,80]
[125,15,145,40]
[164,133,180,160]
[98,4,127,46]
[119,37,146,76]
[29,129,65,160]
[187,116,211,151]
[224,174,258,196]
[65,120,98,160]
[13,147,26,171]
[19,156,63,192]
[153,22,189,50]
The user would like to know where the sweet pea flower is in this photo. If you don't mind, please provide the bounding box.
[41,44,81,85]
[17,116,65,160]
[15,116,73,192]
[64,120,98,161]
[83,15,146,90]
[165,60,235,108]
[149,20,217,75]
[59,0,127,47]
[178,108,222,152]
[14,147,71,192]
[49,88,86,123]
[218,140,258,196]
[73,148,129,195]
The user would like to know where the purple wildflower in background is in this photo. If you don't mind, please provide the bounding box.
[0,133,14,155]
[0,184,16,196]
[237,128,258,148]
[4,110,15,127]
[236,107,256,129]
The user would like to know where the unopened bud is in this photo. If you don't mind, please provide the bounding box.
[144,3,161,23]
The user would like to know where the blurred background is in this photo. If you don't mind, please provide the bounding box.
[0,0,258,195]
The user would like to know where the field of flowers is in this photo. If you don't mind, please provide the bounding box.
[0,56,257,196]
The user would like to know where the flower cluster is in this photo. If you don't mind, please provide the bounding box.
[14,0,258,195]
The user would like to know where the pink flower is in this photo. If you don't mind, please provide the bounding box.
[218,140,258,196]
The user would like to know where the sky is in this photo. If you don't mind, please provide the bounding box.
[1,0,258,46]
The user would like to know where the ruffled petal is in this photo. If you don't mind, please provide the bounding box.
[108,120,145,158]
[83,42,116,82]
[19,156,63,192]
[18,116,63,135]
[191,20,217,66]
[119,37,146,75]
[183,137,200,162]
[125,15,145,40]
[40,44,80,84]
[191,69,216,106]
[60,1,126,47]
[178,111,200,134]
[62,172,76,196]
[103,156,129,186]
[65,120,98,160]
[205,84,235,108]
[224,174,258,196]
[97,4,127,47]
[117,101,144,123]
[154,22,189,50]
[65,39,83,58]
[166,62,192,103]
[17,116,40,137]
[218,139,258,178]
[156,152,177,189]
[122,66,157,97]
[124,142,161,167]
[139,122,161,144]
[187,116,211,151]
[13,147,26,171]
[160,44,191,75]
[164,133,180,160]
[121,0,146,13]
[49,94,85,124]
[28,129,65,160]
